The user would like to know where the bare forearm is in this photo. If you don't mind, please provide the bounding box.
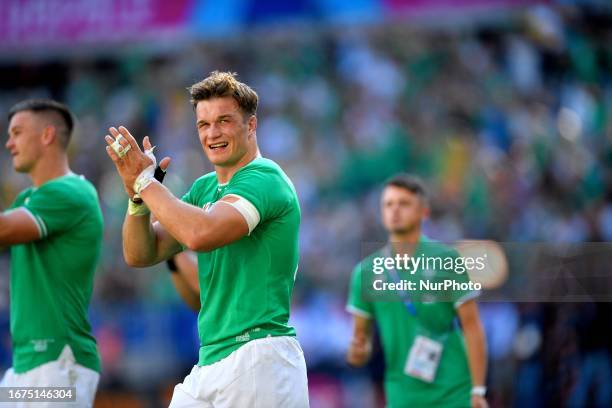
[122,211,157,266]
[0,209,41,247]
[173,252,200,293]
[0,225,6,249]
[140,182,221,251]
[168,252,200,310]
[347,315,373,367]
[464,321,487,387]
[0,213,11,246]
[170,272,201,311]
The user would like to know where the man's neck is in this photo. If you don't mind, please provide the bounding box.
[388,229,421,257]
[215,149,259,184]
[389,227,422,248]
[29,154,71,187]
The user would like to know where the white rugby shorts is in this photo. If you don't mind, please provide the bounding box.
[0,345,99,408]
[169,336,309,408]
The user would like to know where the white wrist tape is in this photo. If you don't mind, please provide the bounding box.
[471,386,487,397]
[133,147,157,196]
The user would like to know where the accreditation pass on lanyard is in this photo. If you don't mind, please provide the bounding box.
[404,335,443,383]
[384,246,444,383]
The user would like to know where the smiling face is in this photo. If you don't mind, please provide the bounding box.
[5,111,46,173]
[195,96,257,167]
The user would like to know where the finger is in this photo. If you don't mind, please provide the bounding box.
[106,134,132,159]
[108,127,130,150]
[105,146,120,163]
[142,136,152,151]
[159,157,171,171]
[117,126,142,152]
[109,127,121,139]
[104,135,116,147]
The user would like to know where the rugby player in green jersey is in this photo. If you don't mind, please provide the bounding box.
[104,71,309,407]
[346,175,488,408]
[1,99,102,406]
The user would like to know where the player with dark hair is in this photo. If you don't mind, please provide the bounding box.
[1,99,103,406]
[104,71,309,407]
[347,174,488,408]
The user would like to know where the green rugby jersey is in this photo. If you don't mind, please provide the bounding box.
[181,157,300,366]
[347,236,479,408]
[8,173,103,373]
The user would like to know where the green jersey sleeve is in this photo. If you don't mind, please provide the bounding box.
[181,174,218,208]
[434,247,480,307]
[347,263,374,319]
[223,164,293,224]
[180,176,205,206]
[21,181,86,238]
[181,187,194,206]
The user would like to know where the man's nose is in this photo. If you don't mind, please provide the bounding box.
[208,123,222,138]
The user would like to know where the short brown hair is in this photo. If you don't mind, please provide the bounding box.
[188,71,258,117]
[8,99,74,148]
[385,174,428,201]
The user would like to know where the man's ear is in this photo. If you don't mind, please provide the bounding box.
[41,125,57,147]
[421,203,431,220]
[248,115,257,138]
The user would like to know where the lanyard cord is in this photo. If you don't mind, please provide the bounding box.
[383,244,459,337]
[383,245,418,316]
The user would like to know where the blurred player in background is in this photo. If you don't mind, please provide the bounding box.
[103,71,309,407]
[0,100,103,406]
[346,175,488,408]
[166,252,200,312]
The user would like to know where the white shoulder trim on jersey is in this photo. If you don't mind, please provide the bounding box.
[454,290,481,309]
[5,207,46,239]
[346,305,373,319]
[219,194,261,235]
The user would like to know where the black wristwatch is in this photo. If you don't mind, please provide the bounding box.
[166,257,178,274]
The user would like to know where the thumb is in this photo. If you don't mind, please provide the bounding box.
[159,156,171,171]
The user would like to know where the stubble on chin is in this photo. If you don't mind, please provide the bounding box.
[389,223,418,235]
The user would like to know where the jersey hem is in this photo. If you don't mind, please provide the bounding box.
[346,304,373,319]
[454,290,480,309]
[197,332,296,367]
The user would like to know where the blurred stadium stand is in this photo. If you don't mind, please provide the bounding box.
[1,0,611,407]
